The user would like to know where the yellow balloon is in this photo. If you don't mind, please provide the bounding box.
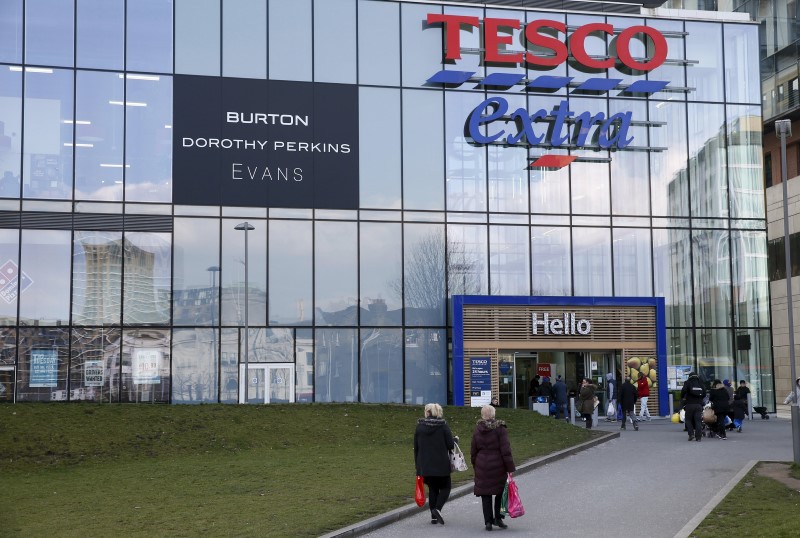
[671,413,680,423]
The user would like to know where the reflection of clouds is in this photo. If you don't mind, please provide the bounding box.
[123,182,171,203]
[73,184,123,201]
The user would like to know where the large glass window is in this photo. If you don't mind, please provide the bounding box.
[269,220,312,325]
[402,89,444,211]
[70,328,121,403]
[736,328,773,409]
[72,231,122,326]
[220,328,239,403]
[570,99,609,215]
[74,70,124,200]
[649,100,688,216]
[315,221,357,326]
[0,66,22,198]
[127,0,173,74]
[123,232,171,325]
[249,327,293,362]
[531,226,571,296]
[404,328,445,405]
[125,76,172,202]
[360,328,402,403]
[315,328,357,402]
[696,328,733,384]
[120,328,170,403]
[688,103,727,218]
[646,19,685,94]
[172,328,218,403]
[173,218,220,326]
[488,94,528,214]
[404,224,445,326]
[19,229,71,325]
[448,224,488,296]
[732,230,769,328]
[685,21,724,103]
[314,0,356,84]
[613,228,652,297]
[221,219,267,327]
[175,0,220,76]
[727,104,764,219]
[490,225,530,296]
[222,0,267,79]
[358,0,399,86]
[16,327,69,402]
[296,329,313,402]
[0,229,19,325]
[446,92,487,212]
[653,228,692,327]
[76,0,124,70]
[25,0,73,67]
[610,99,649,216]
[360,222,402,326]
[401,2,441,86]
[0,0,23,63]
[572,227,612,296]
[724,23,760,105]
[360,88,401,209]
[693,229,731,328]
[269,0,312,81]
[23,68,73,200]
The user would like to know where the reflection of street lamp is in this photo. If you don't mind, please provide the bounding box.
[207,266,219,398]
[234,222,254,404]
[776,119,800,464]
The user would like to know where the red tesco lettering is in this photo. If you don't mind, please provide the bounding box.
[426,14,667,71]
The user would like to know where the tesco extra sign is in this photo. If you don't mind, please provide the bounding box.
[426,14,668,71]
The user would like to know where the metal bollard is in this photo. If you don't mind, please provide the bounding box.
[570,397,576,426]
[747,393,753,420]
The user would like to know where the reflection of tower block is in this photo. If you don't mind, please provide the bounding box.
[123,241,159,323]
[30,153,63,193]
[77,239,124,324]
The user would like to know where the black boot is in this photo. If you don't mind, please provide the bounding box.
[494,517,507,529]
[485,522,493,531]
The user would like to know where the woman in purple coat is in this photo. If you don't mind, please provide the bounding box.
[471,405,516,531]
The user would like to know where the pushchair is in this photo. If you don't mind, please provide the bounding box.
[752,406,770,419]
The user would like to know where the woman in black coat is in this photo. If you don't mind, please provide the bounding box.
[414,403,455,525]
[708,380,730,439]
[471,404,516,531]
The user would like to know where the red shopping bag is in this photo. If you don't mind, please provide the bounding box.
[415,476,425,507]
[506,473,525,518]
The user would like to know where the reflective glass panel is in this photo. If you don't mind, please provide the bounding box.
[74,70,124,200]
[667,328,693,369]
[646,19,685,94]
[315,221,358,326]
[688,103,726,218]
[72,231,122,325]
[649,100,688,216]
[223,0,267,79]
[724,23,760,104]
[401,2,441,86]
[269,0,312,81]
[173,218,220,326]
[360,223,402,326]
[736,328,773,409]
[696,328,733,383]
[172,328,218,403]
[402,89,444,211]
[25,0,73,67]
[446,92,487,212]
[76,0,123,70]
[221,219,267,327]
[490,225,530,296]
[247,328,293,363]
[572,227,612,296]
[727,104,764,219]
[693,229,731,328]
[447,224,488,296]
[488,93,528,214]
[358,0,399,86]
[19,230,70,325]
[404,223,445,326]
[531,226,571,296]
[70,328,121,403]
[127,0,173,73]
[404,328,446,405]
[0,0,23,63]
[120,328,170,403]
[612,228,652,297]
[269,219,312,325]
[16,327,68,401]
[314,0,356,83]
[123,232,171,325]
[125,76,172,202]
[685,21,724,103]
[315,328,357,402]
[732,231,769,328]
[23,68,73,200]
[610,99,649,215]
[175,0,220,76]
[653,228,692,327]
[0,229,19,324]
[360,328,402,403]
[0,66,22,198]
[296,329,313,403]
[220,328,239,403]
[360,88,401,209]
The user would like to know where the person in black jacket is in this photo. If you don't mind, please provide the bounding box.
[709,380,730,439]
[414,403,455,525]
[680,372,706,442]
[619,376,639,431]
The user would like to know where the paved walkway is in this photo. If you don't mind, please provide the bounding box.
[333,415,795,538]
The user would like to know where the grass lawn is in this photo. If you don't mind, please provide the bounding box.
[0,403,594,537]
[691,463,800,537]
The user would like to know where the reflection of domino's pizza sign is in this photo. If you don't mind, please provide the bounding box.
[532,313,592,336]
[0,260,33,304]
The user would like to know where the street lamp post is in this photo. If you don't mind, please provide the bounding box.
[234,222,255,404]
[776,118,800,464]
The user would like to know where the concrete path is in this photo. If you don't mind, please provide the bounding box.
[346,415,794,538]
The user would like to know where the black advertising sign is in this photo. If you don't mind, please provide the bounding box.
[173,75,359,209]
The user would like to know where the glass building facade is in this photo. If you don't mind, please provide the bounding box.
[0,0,773,408]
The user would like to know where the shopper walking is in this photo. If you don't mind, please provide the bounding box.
[619,376,639,431]
[414,403,455,525]
[578,378,596,429]
[605,372,617,422]
[471,405,516,532]
[709,380,730,440]
[680,372,706,442]
[552,374,568,420]
[637,374,651,421]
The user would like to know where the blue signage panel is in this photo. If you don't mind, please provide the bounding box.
[30,349,58,388]
[470,357,492,407]
[173,76,359,209]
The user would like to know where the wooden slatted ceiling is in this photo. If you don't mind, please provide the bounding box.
[463,305,656,343]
